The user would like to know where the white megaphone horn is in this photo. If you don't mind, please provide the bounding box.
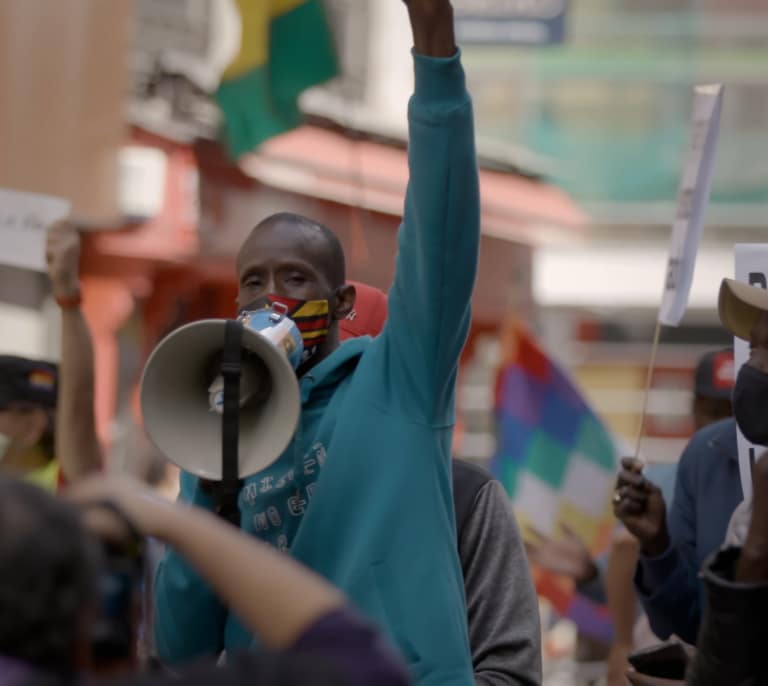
[140,303,302,480]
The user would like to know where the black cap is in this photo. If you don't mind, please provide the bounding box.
[0,356,58,411]
[694,349,734,400]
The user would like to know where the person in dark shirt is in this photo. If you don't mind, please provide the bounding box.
[686,278,768,685]
[0,474,408,686]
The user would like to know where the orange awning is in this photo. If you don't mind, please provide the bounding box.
[240,125,588,246]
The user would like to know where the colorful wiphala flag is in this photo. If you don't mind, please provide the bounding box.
[491,322,619,640]
[216,0,338,158]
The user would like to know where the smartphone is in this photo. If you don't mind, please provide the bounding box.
[628,641,689,680]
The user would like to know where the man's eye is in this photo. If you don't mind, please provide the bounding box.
[244,277,261,288]
[287,275,307,284]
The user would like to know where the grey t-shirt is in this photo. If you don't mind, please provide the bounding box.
[458,478,542,686]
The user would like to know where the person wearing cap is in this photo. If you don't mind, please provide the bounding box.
[0,355,60,489]
[613,284,747,645]
[691,349,734,431]
[0,220,103,492]
[529,350,730,683]
[341,281,542,686]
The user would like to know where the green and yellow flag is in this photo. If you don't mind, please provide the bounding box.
[216,0,338,159]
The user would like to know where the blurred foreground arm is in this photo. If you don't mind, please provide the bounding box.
[605,529,640,686]
[71,475,409,686]
[73,475,342,649]
[46,221,102,482]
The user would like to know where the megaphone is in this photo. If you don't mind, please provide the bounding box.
[140,304,303,481]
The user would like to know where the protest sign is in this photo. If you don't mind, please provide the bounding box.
[0,189,70,272]
[659,85,724,327]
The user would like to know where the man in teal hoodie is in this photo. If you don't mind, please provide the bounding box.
[153,2,479,684]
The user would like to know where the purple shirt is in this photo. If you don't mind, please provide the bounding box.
[0,656,33,686]
[293,609,410,686]
[1,608,409,686]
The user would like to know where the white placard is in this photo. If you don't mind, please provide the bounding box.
[0,189,70,271]
[659,85,724,327]
[733,244,768,501]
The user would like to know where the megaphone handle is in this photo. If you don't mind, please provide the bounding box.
[217,320,244,525]
[217,498,242,527]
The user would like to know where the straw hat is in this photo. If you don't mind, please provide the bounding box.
[718,278,768,341]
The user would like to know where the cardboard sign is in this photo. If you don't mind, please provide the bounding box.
[0,189,70,272]
[659,85,724,327]
[733,244,768,501]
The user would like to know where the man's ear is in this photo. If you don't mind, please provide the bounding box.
[332,284,356,321]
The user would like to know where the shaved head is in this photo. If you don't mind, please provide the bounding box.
[238,212,346,290]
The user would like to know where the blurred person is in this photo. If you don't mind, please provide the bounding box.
[0,474,409,686]
[686,459,768,686]
[47,222,176,667]
[604,349,733,682]
[154,2,479,683]
[527,348,732,603]
[0,355,60,489]
[340,281,542,686]
[613,352,743,642]
[528,349,732,680]
[682,281,768,686]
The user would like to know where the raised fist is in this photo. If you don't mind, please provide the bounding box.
[613,457,670,557]
[46,220,81,298]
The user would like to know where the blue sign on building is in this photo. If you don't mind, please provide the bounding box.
[453,0,568,46]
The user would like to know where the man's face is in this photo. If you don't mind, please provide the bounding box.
[0,406,47,461]
[236,219,336,310]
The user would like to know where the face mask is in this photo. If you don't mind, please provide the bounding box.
[239,295,331,366]
[733,363,768,445]
[0,432,11,462]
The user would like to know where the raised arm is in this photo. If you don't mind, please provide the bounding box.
[404,0,456,58]
[46,221,102,483]
[380,0,480,424]
[616,453,701,643]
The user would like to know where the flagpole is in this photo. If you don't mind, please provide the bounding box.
[634,319,663,461]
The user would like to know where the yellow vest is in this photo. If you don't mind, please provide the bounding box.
[24,460,59,491]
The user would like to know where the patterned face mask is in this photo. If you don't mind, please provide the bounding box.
[239,294,331,365]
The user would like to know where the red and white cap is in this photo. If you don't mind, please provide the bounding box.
[339,281,388,341]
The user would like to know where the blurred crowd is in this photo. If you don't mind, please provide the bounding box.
[2,2,768,685]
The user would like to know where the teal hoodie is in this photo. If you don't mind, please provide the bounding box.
[154,49,479,686]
